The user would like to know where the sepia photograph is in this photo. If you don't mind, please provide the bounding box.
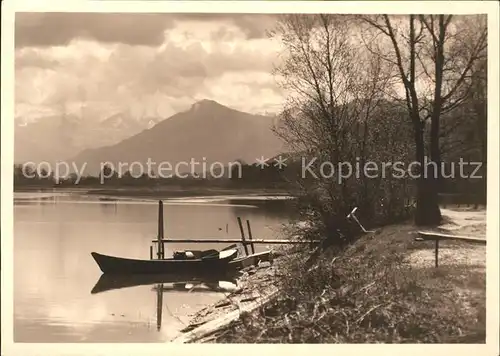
[1,0,499,353]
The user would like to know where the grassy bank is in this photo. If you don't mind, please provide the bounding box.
[191,210,486,343]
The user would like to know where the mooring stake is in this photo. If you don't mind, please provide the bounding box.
[237,217,249,256]
[246,220,256,255]
[158,200,165,259]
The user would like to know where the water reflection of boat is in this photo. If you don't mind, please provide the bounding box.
[151,281,239,293]
[156,283,163,331]
[91,273,239,332]
[91,272,240,294]
[152,280,239,331]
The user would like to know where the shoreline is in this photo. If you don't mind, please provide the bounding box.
[14,186,292,200]
[172,207,486,343]
[170,260,282,343]
[170,253,289,343]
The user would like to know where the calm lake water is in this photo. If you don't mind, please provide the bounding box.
[14,191,291,342]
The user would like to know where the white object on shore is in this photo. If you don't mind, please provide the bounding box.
[219,249,238,259]
[347,207,375,234]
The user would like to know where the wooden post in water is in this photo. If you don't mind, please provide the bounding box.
[237,217,249,256]
[246,220,256,255]
[156,283,163,331]
[158,200,165,259]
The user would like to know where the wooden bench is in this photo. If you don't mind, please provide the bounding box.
[415,231,487,267]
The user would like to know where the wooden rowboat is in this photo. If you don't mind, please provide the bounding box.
[228,250,274,270]
[91,249,238,275]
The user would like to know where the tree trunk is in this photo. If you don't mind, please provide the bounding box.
[429,15,446,206]
[414,121,442,226]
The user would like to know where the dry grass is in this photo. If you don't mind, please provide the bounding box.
[207,222,486,343]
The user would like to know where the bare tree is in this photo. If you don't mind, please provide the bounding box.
[271,15,413,244]
[361,14,487,225]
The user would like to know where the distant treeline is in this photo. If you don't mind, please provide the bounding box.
[13,161,291,190]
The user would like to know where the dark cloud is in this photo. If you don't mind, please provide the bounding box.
[176,14,278,39]
[99,39,276,99]
[15,13,283,118]
[15,13,176,48]
[15,13,278,48]
[128,41,276,96]
[233,14,278,39]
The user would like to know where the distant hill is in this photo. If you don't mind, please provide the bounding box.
[14,111,162,165]
[70,99,286,177]
[15,114,82,164]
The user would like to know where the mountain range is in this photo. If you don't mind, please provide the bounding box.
[14,111,162,164]
[15,100,286,177]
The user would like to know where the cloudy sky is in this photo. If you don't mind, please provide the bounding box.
[15,13,285,122]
